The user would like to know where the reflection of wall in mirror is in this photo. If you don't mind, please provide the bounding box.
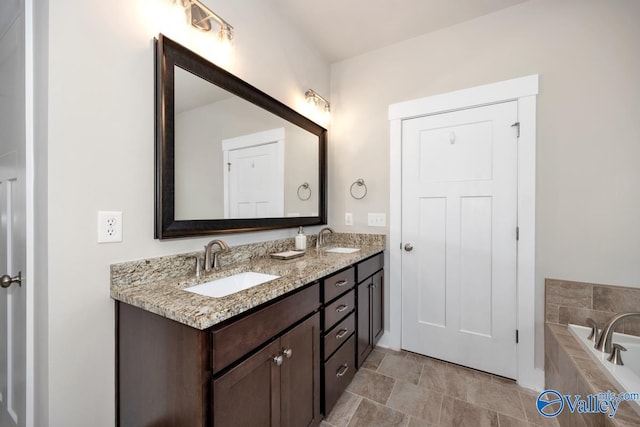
[174,96,319,220]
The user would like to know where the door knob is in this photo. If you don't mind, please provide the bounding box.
[404,244,413,252]
[1,272,21,289]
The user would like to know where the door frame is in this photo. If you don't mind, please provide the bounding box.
[221,127,285,219]
[386,75,541,390]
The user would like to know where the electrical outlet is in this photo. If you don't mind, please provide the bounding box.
[367,213,386,227]
[345,213,353,226]
[98,211,123,243]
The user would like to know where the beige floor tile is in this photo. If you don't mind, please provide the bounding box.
[324,391,362,427]
[377,354,424,385]
[439,396,499,427]
[347,398,408,427]
[361,349,385,370]
[466,379,526,420]
[346,368,396,404]
[519,390,559,427]
[386,381,443,424]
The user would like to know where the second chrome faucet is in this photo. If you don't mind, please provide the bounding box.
[204,239,230,273]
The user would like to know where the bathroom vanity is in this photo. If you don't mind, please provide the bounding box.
[112,235,384,426]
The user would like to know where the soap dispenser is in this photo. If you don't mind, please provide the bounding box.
[295,226,307,251]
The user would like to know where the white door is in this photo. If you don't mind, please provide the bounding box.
[227,143,283,218]
[0,3,27,426]
[401,101,518,378]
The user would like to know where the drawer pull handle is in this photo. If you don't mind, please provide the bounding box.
[336,364,349,377]
[335,280,349,287]
[273,355,283,367]
[283,348,293,358]
[335,329,349,339]
[336,304,349,313]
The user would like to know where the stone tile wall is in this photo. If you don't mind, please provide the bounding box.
[545,279,640,337]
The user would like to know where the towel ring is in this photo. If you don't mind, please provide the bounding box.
[350,178,367,200]
[297,182,312,201]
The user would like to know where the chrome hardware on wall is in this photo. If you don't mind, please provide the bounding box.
[297,182,312,201]
[350,178,367,200]
[1,271,21,289]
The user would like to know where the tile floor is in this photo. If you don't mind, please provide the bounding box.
[322,347,559,427]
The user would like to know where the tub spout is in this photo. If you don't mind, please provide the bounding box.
[595,312,640,353]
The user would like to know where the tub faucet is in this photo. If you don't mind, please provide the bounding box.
[204,239,230,272]
[316,227,334,250]
[595,312,640,353]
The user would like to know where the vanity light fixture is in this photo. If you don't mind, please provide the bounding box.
[305,89,331,113]
[175,0,233,44]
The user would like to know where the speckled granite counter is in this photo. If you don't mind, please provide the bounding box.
[110,233,385,330]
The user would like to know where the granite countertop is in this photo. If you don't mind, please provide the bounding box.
[111,236,385,330]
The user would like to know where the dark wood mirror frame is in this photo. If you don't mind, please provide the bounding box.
[155,34,327,239]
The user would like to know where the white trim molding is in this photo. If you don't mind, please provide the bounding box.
[385,74,542,390]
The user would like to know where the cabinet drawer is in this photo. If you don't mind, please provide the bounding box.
[323,267,355,303]
[323,290,354,331]
[323,335,356,414]
[357,252,383,283]
[323,312,355,361]
[211,282,320,373]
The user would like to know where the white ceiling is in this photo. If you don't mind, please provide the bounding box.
[271,0,528,62]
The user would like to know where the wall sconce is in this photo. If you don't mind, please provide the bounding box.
[175,0,233,45]
[305,89,331,113]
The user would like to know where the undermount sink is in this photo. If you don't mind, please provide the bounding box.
[324,247,360,254]
[184,272,280,298]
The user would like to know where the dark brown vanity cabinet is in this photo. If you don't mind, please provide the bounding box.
[356,253,384,368]
[116,282,321,427]
[321,267,357,414]
[213,313,321,427]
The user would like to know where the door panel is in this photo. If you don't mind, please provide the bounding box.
[213,340,281,427]
[0,8,25,426]
[402,102,518,378]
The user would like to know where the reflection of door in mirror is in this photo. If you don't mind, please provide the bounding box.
[173,65,320,221]
[223,128,284,219]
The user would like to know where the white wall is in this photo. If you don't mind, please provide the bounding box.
[329,0,640,369]
[41,0,329,425]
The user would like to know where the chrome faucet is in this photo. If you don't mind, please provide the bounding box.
[595,312,640,353]
[204,239,230,272]
[316,227,334,250]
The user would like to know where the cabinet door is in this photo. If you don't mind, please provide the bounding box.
[213,340,281,427]
[281,313,321,427]
[372,270,384,344]
[357,278,372,368]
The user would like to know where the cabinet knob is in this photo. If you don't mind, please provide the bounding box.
[273,354,283,366]
[335,328,349,339]
[336,304,349,313]
[404,243,413,252]
[336,364,349,378]
[283,348,293,359]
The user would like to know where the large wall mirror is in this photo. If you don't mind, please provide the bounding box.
[155,34,327,239]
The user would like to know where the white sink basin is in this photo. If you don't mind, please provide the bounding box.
[184,272,280,298]
[324,247,360,254]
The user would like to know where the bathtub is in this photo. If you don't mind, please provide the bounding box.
[568,324,640,415]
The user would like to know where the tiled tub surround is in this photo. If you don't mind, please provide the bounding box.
[545,279,640,426]
[110,233,385,329]
[545,324,640,426]
[545,279,640,337]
